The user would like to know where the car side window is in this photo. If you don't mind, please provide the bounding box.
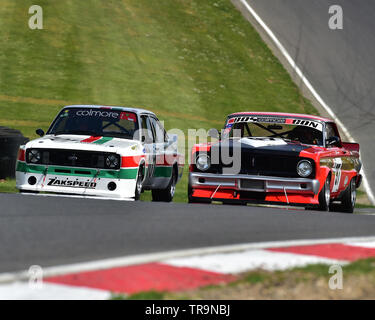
[140,115,155,143]
[326,123,339,144]
[326,123,336,140]
[150,117,167,143]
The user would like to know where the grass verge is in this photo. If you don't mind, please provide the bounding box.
[0,179,17,193]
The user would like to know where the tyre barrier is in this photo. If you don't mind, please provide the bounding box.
[0,127,29,179]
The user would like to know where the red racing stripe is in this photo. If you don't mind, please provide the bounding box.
[81,136,102,143]
[267,243,375,262]
[45,262,236,294]
[121,155,145,168]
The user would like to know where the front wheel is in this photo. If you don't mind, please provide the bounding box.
[133,166,144,201]
[341,178,356,213]
[152,168,177,202]
[318,176,331,211]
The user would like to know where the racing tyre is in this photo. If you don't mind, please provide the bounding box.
[340,178,356,213]
[134,166,144,201]
[0,127,28,179]
[318,176,331,211]
[152,168,177,202]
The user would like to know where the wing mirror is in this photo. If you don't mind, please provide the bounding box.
[168,134,178,145]
[36,128,45,137]
[142,136,153,144]
[326,136,340,147]
[208,128,220,140]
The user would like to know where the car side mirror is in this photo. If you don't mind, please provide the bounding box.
[208,128,220,140]
[326,136,340,147]
[142,136,153,144]
[167,134,178,145]
[36,129,45,137]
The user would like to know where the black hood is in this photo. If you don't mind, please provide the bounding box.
[208,138,313,177]
[215,137,310,156]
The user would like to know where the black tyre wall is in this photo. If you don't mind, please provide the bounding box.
[0,127,29,179]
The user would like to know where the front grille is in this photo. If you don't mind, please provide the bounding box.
[26,149,120,170]
[193,148,315,178]
[240,153,313,178]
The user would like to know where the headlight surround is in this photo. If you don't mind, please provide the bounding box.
[27,149,42,164]
[105,154,120,169]
[297,159,313,177]
[196,153,211,172]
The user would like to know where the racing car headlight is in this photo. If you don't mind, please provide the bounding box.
[105,154,119,169]
[27,149,41,164]
[196,153,211,172]
[297,160,313,177]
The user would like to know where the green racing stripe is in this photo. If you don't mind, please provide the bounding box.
[93,137,113,145]
[154,166,172,178]
[16,162,137,179]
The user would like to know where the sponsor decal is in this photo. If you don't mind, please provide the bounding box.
[231,116,323,131]
[285,118,294,124]
[75,109,137,123]
[233,116,286,124]
[291,119,320,129]
[120,112,137,122]
[47,178,97,189]
[76,109,119,118]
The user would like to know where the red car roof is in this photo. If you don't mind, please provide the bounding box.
[228,112,332,122]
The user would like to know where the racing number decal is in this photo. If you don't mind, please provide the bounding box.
[332,158,343,193]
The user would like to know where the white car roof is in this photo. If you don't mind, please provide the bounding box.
[62,105,157,117]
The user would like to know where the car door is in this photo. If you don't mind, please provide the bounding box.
[149,116,171,188]
[140,115,156,186]
[325,122,348,194]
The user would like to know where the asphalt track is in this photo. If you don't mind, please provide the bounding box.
[241,0,375,200]
[1,193,375,273]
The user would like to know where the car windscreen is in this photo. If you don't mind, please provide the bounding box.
[47,108,139,140]
[224,117,324,146]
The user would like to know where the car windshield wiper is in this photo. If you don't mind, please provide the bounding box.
[53,130,101,136]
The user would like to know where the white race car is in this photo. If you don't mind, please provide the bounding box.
[16,105,184,201]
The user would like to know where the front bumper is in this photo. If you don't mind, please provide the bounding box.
[189,172,320,195]
[16,171,137,199]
